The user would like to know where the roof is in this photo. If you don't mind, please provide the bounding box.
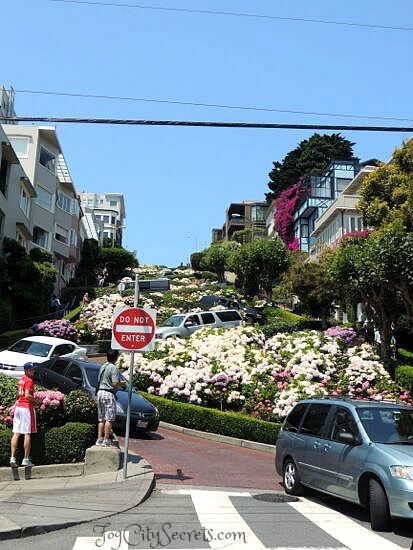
[301,396,413,409]
[23,336,78,346]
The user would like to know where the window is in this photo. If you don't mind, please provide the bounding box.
[87,199,93,206]
[71,200,80,216]
[0,158,9,196]
[103,215,110,223]
[57,193,72,213]
[300,404,332,437]
[65,363,83,383]
[100,199,104,205]
[201,313,215,325]
[39,147,56,172]
[55,225,68,244]
[19,186,30,217]
[50,359,70,375]
[186,314,200,325]
[16,228,26,247]
[54,344,75,357]
[251,205,265,221]
[33,226,49,249]
[69,229,77,247]
[284,403,308,432]
[300,224,309,238]
[330,407,359,442]
[9,136,30,158]
[109,200,117,207]
[216,311,242,322]
[103,231,109,239]
[36,186,54,211]
[111,216,116,225]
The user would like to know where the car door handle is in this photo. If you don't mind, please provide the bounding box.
[313,441,321,449]
[323,444,331,452]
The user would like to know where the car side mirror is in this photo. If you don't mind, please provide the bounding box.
[338,431,358,445]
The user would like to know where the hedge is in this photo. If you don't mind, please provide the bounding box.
[140,391,280,445]
[0,422,95,466]
[397,348,413,367]
[0,329,28,349]
[395,365,413,393]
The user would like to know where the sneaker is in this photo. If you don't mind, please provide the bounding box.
[21,458,34,467]
[95,438,104,446]
[102,439,113,447]
[9,457,17,468]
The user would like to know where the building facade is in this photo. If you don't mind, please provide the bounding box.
[212,200,267,242]
[78,192,125,247]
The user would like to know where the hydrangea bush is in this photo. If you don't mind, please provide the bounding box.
[325,326,359,347]
[1,390,66,429]
[129,327,406,422]
[30,320,78,342]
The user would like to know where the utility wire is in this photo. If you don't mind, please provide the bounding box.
[3,116,413,132]
[11,88,413,123]
[47,0,413,32]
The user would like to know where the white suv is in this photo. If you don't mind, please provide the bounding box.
[155,310,243,340]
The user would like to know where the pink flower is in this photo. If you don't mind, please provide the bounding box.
[40,404,46,411]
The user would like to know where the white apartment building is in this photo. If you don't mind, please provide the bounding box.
[2,124,82,293]
[78,192,125,246]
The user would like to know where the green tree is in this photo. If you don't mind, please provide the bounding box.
[267,133,355,200]
[289,255,335,328]
[200,242,239,282]
[228,238,290,297]
[76,239,100,285]
[231,228,266,244]
[97,247,138,283]
[190,251,205,271]
[359,140,413,231]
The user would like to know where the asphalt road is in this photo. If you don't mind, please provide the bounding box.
[119,427,281,489]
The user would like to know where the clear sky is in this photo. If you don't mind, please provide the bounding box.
[3,0,413,266]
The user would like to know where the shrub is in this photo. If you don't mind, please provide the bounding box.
[0,375,19,409]
[201,271,218,281]
[97,339,111,354]
[0,425,11,466]
[395,365,413,392]
[325,326,359,347]
[64,390,97,424]
[34,390,67,430]
[43,422,96,464]
[64,305,83,323]
[0,329,28,349]
[260,318,322,338]
[141,392,280,445]
[30,319,78,342]
[397,348,413,367]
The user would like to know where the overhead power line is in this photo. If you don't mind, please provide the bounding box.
[3,116,413,132]
[12,88,413,123]
[47,0,413,32]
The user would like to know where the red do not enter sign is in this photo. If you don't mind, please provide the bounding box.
[111,307,156,351]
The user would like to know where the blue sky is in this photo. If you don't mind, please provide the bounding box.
[3,0,413,266]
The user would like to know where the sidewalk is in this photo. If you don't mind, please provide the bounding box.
[0,450,154,540]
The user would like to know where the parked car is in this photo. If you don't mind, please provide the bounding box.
[35,357,159,432]
[155,309,243,340]
[0,336,87,379]
[275,396,413,531]
[199,295,267,325]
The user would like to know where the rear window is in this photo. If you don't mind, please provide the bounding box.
[215,310,242,322]
[300,404,332,437]
[284,403,308,432]
[201,313,215,325]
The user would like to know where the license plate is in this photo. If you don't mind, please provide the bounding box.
[136,420,148,428]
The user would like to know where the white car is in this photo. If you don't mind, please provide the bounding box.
[0,336,88,378]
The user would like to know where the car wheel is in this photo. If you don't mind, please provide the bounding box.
[369,478,391,531]
[283,459,304,496]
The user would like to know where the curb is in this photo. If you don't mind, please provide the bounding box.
[160,421,276,454]
[0,453,155,541]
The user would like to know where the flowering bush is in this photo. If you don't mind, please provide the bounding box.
[325,326,359,347]
[4,390,66,430]
[274,178,306,249]
[130,327,408,422]
[30,319,78,342]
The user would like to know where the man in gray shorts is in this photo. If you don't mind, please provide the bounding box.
[96,349,126,446]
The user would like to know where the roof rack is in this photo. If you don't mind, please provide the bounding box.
[309,394,410,405]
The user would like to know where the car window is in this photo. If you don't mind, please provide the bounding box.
[215,310,242,322]
[300,404,332,437]
[50,359,70,375]
[53,344,75,356]
[186,315,200,325]
[330,407,359,442]
[64,364,83,383]
[201,313,215,325]
[284,403,308,432]
[162,315,185,327]
[9,340,52,357]
[357,406,413,443]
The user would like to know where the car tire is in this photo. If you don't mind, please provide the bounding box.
[283,459,304,496]
[369,478,391,531]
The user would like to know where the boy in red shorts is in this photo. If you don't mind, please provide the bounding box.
[10,362,41,467]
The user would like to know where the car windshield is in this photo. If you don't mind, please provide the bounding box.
[357,406,413,444]
[162,315,185,327]
[8,340,52,358]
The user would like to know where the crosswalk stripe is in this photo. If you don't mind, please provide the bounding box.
[288,499,403,550]
[190,489,266,549]
[72,531,129,549]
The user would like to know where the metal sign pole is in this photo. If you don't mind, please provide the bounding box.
[122,272,139,480]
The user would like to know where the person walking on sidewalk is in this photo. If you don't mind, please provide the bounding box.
[96,349,126,447]
[10,362,41,467]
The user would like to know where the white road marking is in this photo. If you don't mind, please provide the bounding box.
[160,488,251,497]
[72,530,129,550]
[190,489,267,549]
[289,498,403,550]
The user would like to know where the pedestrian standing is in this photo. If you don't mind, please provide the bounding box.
[10,362,41,467]
[82,292,90,307]
[96,350,126,447]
